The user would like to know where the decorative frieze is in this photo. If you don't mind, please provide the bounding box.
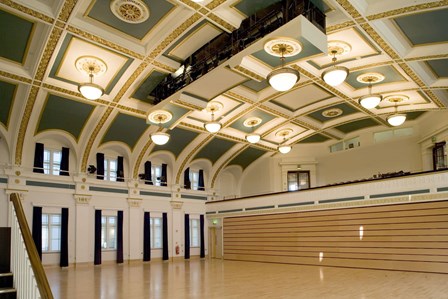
[74,194,91,205]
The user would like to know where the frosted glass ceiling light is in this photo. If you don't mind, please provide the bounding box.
[148,111,172,145]
[322,50,349,86]
[387,104,406,127]
[204,102,222,133]
[264,40,302,92]
[76,56,107,101]
[244,117,262,144]
[276,129,293,154]
[357,73,385,109]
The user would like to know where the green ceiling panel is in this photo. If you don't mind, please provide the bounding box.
[229,109,275,133]
[228,147,267,170]
[102,113,148,149]
[37,95,94,140]
[298,133,330,143]
[88,0,175,40]
[405,111,426,121]
[0,80,17,128]
[194,138,236,165]
[346,66,406,90]
[252,38,320,68]
[157,104,190,129]
[234,0,281,17]
[394,8,448,45]
[335,118,380,134]
[307,103,359,123]
[242,79,270,92]
[152,127,199,158]
[0,9,34,63]
[427,59,448,78]
[132,71,168,103]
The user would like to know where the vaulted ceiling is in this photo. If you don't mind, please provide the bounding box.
[0,0,447,187]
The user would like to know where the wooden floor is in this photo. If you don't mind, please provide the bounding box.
[45,259,448,299]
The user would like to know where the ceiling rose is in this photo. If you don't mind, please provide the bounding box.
[385,94,409,104]
[75,56,107,77]
[110,0,150,24]
[322,108,343,118]
[147,110,173,124]
[243,117,262,128]
[327,40,352,56]
[264,38,302,57]
[356,72,385,84]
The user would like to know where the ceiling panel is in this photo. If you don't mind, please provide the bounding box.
[394,8,448,46]
[0,8,34,64]
[194,137,236,165]
[334,118,380,134]
[102,113,148,149]
[298,133,330,143]
[345,65,407,90]
[152,127,199,158]
[132,70,168,103]
[229,109,276,133]
[307,103,359,123]
[270,84,333,112]
[36,94,95,140]
[228,146,267,170]
[426,59,448,78]
[0,80,17,129]
[86,0,176,40]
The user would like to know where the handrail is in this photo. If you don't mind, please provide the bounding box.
[10,193,54,299]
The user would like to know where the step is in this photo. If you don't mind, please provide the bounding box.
[0,273,12,289]
[0,287,16,299]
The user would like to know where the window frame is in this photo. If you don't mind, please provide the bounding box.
[189,169,199,190]
[41,213,62,253]
[150,217,163,249]
[287,170,310,192]
[151,165,162,186]
[101,215,117,251]
[104,156,118,181]
[190,218,200,248]
[43,148,62,175]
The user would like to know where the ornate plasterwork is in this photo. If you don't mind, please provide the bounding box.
[35,27,63,82]
[110,0,150,24]
[0,70,32,84]
[57,0,77,22]
[128,198,142,207]
[0,0,54,23]
[74,194,91,204]
[232,65,265,82]
[366,1,448,21]
[170,201,183,209]
[207,13,235,32]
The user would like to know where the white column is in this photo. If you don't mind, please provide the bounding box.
[74,194,92,264]
[170,201,183,260]
[128,198,142,261]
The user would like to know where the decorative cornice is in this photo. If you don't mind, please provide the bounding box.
[326,21,355,33]
[366,1,448,21]
[0,71,32,84]
[57,0,77,23]
[0,0,55,23]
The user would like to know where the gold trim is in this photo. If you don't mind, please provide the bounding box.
[0,70,32,84]
[0,0,54,23]
[206,0,226,10]
[326,21,355,33]
[0,80,18,130]
[367,1,448,21]
[151,60,177,73]
[207,13,235,32]
[113,61,149,103]
[35,27,64,81]
[15,86,39,165]
[232,65,265,82]
[57,0,77,22]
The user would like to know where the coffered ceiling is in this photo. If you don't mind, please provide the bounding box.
[0,0,447,187]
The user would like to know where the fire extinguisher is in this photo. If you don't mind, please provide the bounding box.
[175,244,180,255]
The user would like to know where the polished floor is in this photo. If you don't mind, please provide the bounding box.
[45,259,448,299]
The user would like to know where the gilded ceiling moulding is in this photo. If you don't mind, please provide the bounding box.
[367,1,448,21]
[35,28,64,82]
[0,71,32,84]
[208,13,235,32]
[113,62,148,103]
[15,86,39,165]
[57,0,77,22]
[1,0,54,23]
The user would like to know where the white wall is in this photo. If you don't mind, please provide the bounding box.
[240,157,274,197]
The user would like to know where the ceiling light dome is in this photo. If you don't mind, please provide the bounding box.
[357,73,385,109]
[359,94,382,109]
[387,114,406,127]
[78,82,104,100]
[151,132,170,145]
[76,56,107,101]
[148,110,172,145]
[204,102,222,133]
[278,145,291,154]
[204,121,222,133]
[322,66,349,86]
[268,68,300,92]
[246,133,261,144]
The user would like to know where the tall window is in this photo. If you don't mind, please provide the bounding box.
[287,171,310,191]
[150,217,162,248]
[152,165,162,186]
[190,218,199,247]
[43,149,61,175]
[433,142,447,170]
[101,216,117,250]
[42,213,61,252]
[104,157,117,181]
[189,170,199,190]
